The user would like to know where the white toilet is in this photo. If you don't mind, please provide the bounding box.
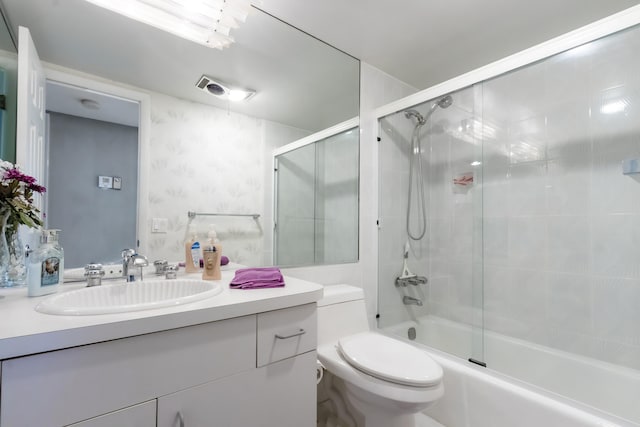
[317,284,444,427]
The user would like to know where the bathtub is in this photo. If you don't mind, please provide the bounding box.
[384,316,640,427]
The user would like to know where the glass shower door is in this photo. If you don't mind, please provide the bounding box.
[274,143,316,266]
[376,84,485,364]
[273,125,359,267]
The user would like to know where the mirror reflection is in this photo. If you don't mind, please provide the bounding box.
[0,5,16,162]
[1,0,360,269]
[274,123,359,266]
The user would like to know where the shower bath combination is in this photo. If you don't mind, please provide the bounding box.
[395,95,453,289]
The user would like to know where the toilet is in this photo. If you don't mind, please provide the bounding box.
[317,284,444,427]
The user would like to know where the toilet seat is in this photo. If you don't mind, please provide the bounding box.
[317,332,444,408]
[337,332,442,387]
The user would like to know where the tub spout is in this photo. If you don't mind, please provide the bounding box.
[403,296,423,306]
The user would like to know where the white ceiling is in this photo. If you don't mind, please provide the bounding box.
[2,0,639,132]
[0,0,359,132]
[46,81,140,127]
[261,0,640,89]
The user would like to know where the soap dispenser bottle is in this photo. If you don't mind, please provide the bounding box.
[202,226,221,280]
[27,229,64,297]
[184,225,201,274]
[51,229,64,285]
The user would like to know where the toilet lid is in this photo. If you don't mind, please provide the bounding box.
[337,332,442,387]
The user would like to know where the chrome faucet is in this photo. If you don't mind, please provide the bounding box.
[403,296,423,306]
[122,249,149,282]
[121,249,135,280]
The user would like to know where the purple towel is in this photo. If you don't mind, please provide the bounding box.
[230,267,285,289]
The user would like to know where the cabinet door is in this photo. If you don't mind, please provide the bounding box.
[157,351,317,427]
[1,316,256,426]
[66,400,156,427]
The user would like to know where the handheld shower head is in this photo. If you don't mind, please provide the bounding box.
[437,95,453,109]
[404,95,453,126]
[404,109,425,125]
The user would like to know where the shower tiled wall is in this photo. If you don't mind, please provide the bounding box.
[482,25,640,370]
[377,84,479,333]
[378,24,640,370]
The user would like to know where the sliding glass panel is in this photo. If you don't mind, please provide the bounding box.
[315,128,359,264]
[481,23,640,424]
[377,84,485,363]
[274,125,359,267]
[274,143,316,266]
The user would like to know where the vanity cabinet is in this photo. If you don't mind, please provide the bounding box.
[0,303,317,427]
[67,401,157,427]
[157,352,316,426]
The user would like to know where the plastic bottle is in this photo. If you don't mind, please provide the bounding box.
[202,225,221,280]
[184,225,201,274]
[51,229,64,285]
[27,229,64,297]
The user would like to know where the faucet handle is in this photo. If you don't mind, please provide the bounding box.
[154,260,168,275]
[84,263,105,287]
[131,254,149,267]
[121,248,136,259]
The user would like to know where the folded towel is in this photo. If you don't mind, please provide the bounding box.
[230,267,285,289]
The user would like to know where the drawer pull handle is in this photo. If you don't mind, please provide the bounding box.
[177,411,185,427]
[275,328,306,339]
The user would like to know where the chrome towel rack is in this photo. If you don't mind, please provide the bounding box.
[187,211,260,220]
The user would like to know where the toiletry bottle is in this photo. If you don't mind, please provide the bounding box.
[51,229,64,285]
[27,229,64,297]
[202,245,221,280]
[209,225,223,263]
[184,225,201,274]
[202,226,221,280]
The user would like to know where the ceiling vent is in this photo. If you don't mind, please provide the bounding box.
[195,75,255,102]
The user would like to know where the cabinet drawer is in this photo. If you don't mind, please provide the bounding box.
[67,400,156,427]
[257,303,317,367]
[1,315,256,427]
[157,351,317,427]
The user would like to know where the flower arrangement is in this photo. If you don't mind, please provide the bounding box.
[0,160,46,232]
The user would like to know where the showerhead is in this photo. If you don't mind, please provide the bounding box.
[404,109,425,125]
[437,95,453,109]
[404,95,453,125]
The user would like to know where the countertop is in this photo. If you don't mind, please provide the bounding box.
[0,267,324,360]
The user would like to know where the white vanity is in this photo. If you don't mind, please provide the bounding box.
[0,270,323,426]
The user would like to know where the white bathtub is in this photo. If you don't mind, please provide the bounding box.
[384,316,640,427]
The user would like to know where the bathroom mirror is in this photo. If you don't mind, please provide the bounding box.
[1,0,360,269]
[0,4,16,162]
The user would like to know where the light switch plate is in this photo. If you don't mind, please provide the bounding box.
[113,176,122,190]
[152,218,169,233]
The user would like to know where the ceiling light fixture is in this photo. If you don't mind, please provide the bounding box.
[83,0,260,49]
[196,75,255,101]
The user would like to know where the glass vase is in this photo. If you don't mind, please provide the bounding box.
[0,211,27,287]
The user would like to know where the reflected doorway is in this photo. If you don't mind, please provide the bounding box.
[46,81,140,268]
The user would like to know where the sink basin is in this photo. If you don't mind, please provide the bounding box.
[35,279,223,315]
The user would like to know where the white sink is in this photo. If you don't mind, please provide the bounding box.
[35,279,223,315]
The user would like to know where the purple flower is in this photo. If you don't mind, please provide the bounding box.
[28,184,46,193]
[4,168,37,185]
[0,162,45,229]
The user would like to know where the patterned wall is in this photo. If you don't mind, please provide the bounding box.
[145,93,309,266]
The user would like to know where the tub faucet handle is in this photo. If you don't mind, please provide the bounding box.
[403,296,423,306]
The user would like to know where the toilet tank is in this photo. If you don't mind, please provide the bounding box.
[317,284,370,347]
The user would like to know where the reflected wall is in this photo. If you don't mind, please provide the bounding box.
[275,126,359,266]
